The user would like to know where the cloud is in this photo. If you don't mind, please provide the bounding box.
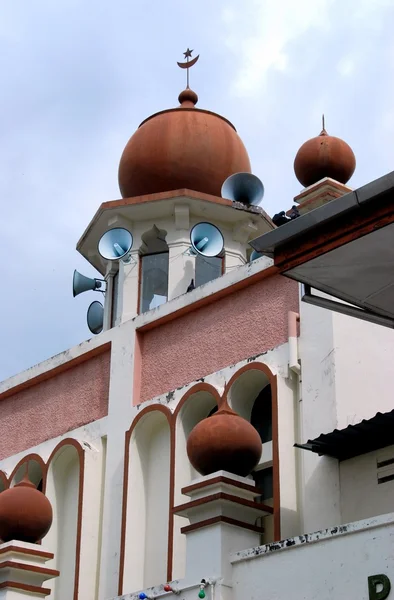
[222,0,333,96]
[1,0,394,381]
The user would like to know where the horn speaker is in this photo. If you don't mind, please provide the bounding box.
[221,172,264,206]
[190,222,224,257]
[73,270,103,297]
[98,228,133,261]
[250,250,264,262]
[87,301,104,335]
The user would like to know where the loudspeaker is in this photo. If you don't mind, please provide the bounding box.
[190,222,224,257]
[98,228,133,261]
[73,270,103,297]
[250,250,264,262]
[87,301,104,335]
[221,172,264,206]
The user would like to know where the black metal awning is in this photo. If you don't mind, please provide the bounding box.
[295,409,394,461]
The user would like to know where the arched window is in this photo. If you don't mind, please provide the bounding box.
[195,255,223,288]
[251,384,272,444]
[139,226,169,313]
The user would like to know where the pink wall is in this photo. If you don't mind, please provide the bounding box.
[139,275,298,402]
[0,350,110,460]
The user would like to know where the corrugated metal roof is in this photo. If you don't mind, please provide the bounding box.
[295,409,394,461]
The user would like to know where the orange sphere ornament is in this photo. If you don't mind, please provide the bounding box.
[187,402,262,477]
[294,121,356,188]
[0,474,53,543]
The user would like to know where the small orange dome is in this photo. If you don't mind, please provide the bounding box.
[118,90,251,199]
[294,127,356,188]
[0,475,53,543]
[187,403,262,477]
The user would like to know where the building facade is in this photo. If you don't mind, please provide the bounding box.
[0,82,393,600]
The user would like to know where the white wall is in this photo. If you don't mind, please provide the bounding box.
[299,289,394,534]
[340,445,394,523]
[332,312,394,428]
[231,513,394,600]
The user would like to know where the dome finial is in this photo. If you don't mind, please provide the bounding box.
[177,48,200,90]
[321,113,327,135]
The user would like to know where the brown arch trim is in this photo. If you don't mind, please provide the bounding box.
[0,439,85,600]
[8,453,46,486]
[173,382,221,418]
[223,362,281,541]
[46,439,85,600]
[118,405,173,596]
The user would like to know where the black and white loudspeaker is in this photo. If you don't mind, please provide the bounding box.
[98,228,133,262]
[190,222,224,257]
[73,270,103,298]
[221,172,264,206]
[87,301,104,335]
[250,250,264,262]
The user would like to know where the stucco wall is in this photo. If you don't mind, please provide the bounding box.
[0,350,110,460]
[138,275,298,402]
[231,513,394,600]
[332,312,394,428]
[340,445,394,523]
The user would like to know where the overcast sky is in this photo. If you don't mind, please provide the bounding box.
[1,0,393,381]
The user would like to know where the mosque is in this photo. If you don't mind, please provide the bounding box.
[0,53,393,600]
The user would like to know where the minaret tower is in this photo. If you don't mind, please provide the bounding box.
[76,52,273,330]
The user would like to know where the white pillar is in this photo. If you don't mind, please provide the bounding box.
[173,470,270,584]
[167,235,195,301]
[119,250,140,323]
[0,541,59,599]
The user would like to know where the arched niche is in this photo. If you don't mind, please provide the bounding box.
[122,408,171,594]
[10,455,45,491]
[227,367,271,424]
[45,442,82,600]
[0,471,7,492]
[172,385,219,580]
[225,364,277,544]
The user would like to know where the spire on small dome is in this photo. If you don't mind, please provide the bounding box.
[294,116,356,188]
[320,114,328,136]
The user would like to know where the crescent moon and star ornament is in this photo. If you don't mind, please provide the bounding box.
[177,48,199,89]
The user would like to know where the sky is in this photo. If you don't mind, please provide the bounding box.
[1,0,393,381]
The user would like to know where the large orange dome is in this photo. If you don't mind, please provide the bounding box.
[294,127,356,188]
[118,90,251,198]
